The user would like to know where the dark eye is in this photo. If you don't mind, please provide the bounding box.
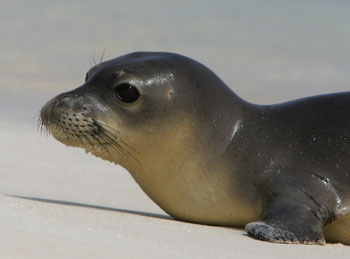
[114,83,140,103]
[85,73,88,82]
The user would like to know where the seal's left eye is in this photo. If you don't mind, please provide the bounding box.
[114,83,140,103]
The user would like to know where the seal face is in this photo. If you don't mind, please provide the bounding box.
[41,52,350,245]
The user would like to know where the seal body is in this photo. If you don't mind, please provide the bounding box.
[40,52,350,245]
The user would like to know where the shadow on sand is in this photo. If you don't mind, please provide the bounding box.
[7,194,173,221]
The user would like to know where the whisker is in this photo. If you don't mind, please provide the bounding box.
[94,120,141,155]
[82,134,95,148]
[98,124,140,159]
[75,133,88,147]
[36,112,42,131]
[91,120,141,163]
[92,54,97,66]
[37,114,50,136]
[93,120,121,133]
[90,132,110,153]
[99,48,106,64]
[98,129,122,148]
[34,110,41,121]
[97,132,124,156]
[99,129,140,163]
[37,117,42,132]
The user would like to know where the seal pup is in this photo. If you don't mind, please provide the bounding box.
[40,52,350,245]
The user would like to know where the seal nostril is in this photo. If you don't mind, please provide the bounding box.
[59,94,72,101]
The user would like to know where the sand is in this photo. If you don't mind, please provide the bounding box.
[0,116,349,259]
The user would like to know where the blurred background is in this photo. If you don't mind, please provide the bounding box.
[1,0,350,123]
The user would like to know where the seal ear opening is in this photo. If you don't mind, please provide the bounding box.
[167,89,175,100]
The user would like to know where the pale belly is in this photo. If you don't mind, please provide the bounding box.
[145,171,263,227]
[166,196,261,227]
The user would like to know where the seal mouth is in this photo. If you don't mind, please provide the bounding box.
[40,109,112,146]
[39,107,139,163]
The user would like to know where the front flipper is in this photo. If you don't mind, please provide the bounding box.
[245,169,337,245]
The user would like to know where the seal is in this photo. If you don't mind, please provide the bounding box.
[40,51,350,245]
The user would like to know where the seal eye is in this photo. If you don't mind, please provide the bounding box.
[114,83,140,103]
[85,73,88,82]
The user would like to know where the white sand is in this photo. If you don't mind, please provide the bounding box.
[0,118,349,259]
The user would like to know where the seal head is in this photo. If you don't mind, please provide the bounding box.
[41,52,257,226]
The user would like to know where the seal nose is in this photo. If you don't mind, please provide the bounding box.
[52,90,89,110]
[40,89,88,125]
[54,94,75,109]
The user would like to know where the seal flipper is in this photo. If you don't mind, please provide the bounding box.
[245,192,325,244]
[245,169,337,244]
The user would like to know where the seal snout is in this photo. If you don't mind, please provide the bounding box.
[40,92,102,147]
[41,90,91,125]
